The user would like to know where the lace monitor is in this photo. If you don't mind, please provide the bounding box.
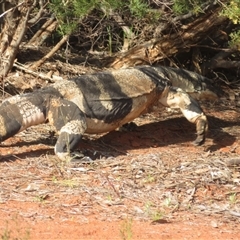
[0,65,220,160]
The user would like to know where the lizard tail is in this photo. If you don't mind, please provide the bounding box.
[0,93,46,142]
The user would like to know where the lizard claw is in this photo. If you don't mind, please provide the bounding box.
[193,134,205,146]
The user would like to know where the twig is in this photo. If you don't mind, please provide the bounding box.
[229,211,240,217]
[0,2,24,19]
[30,34,70,70]
[12,61,63,82]
[102,173,121,198]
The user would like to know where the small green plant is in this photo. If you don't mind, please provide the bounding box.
[52,176,58,183]
[50,0,96,35]
[144,201,153,216]
[144,201,163,217]
[151,211,164,222]
[187,203,192,210]
[52,177,79,188]
[221,0,240,24]
[229,30,240,49]
[62,179,79,188]
[163,197,172,207]
[143,174,155,184]
[221,0,240,49]
[229,192,238,205]
[1,219,30,240]
[106,193,113,201]
[1,224,11,240]
[129,0,149,18]
[173,0,205,15]
[34,195,46,203]
[119,218,133,240]
[129,0,161,21]
[50,0,124,36]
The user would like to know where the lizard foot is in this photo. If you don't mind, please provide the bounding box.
[193,115,208,146]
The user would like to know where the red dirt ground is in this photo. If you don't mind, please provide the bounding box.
[0,103,240,239]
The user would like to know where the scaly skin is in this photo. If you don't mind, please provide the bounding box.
[0,65,219,160]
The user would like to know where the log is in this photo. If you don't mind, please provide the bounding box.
[109,9,227,69]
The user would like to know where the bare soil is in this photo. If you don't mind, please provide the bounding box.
[0,64,240,239]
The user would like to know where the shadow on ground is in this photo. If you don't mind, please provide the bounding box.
[0,115,238,161]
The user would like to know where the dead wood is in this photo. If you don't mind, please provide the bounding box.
[1,9,30,78]
[30,34,70,70]
[202,49,240,75]
[0,1,46,79]
[28,17,58,47]
[13,61,63,82]
[109,9,227,69]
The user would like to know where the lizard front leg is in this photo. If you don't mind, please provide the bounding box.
[159,87,208,145]
[47,98,87,161]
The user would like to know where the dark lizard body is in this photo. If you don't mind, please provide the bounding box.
[0,65,218,160]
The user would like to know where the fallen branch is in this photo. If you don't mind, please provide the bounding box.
[0,1,24,19]
[109,8,227,69]
[202,49,240,74]
[28,17,58,46]
[30,34,69,70]
[13,61,63,82]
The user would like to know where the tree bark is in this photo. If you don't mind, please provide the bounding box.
[0,0,46,80]
[0,2,21,56]
[1,8,30,77]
